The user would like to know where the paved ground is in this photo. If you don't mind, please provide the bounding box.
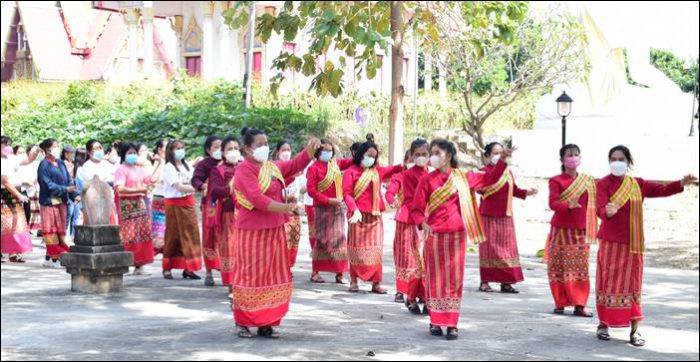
[2,213,698,361]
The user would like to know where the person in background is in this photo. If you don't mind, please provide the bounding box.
[61,146,77,239]
[150,140,168,255]
[1,136,32,263]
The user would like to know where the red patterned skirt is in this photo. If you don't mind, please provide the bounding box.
[202,225,221,272]
[305,205,316,250]
[1,190,32,254]
[423,230,467,328]
[118,195,154,267]
[347,213,383,282]
[285,214,302,268]
[231,225,292,327]
[546,226,590,308]
[163,203,202,272]
[151,195,166,251]
[218,211,237,286]
[393,221,425,300]
[596,240,644,328]
[478,216,524,284]
[40,204,69,258]
[312,205,348,273]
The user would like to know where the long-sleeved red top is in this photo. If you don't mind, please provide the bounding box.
[386,166,429,224]
[192,157,220,202]
[342,163,404,217]
[208,162,237,213]
[478,164,528,217]
[233,151,312,230]
[548,172,591,229]
[306,158,354,206]
[596,174,683,244]
[411,160,507,233]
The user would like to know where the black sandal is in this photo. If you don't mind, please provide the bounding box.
[8,255,25,263]
[335,273,346,284]
[422,304,430,315]
[237,326,253,339]
[407,302,422,315]
[630,331,645,347]
[553,308,565,315]
[446,327,459,340]
[597,326,611,341]
[500,284,519,294]
[429,325,443,337]
[573,307,593,318]
[204,275,215,286]
[394,292,405,303]
[310,274,325,283]
[257,326,280,339]
[478,282,494,293]
[183,270,201,280]
[163,270,173,280]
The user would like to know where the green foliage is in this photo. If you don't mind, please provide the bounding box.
[1,77,328,155]
[623,49,648,88]
[650,48,698,93]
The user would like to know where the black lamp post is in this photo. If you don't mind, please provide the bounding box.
[556,91,573,147]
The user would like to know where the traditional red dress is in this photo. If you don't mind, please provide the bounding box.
[410,161,507,328]
[386,166,429,301]
[595,175,683,328]
[192,157,222,271]
[477,163,528,284]
[231,152,312,327]
[207,162,237,285]
[306,158,354,273]
[342,163,403,283]
[546,172,598,309]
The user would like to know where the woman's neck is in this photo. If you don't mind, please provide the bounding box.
[564,168,577,177]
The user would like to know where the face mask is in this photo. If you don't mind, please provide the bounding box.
[125,154,139,165]
[319,150,333,162]
[253,146,270,163]
[109,154,120,164]
[50,148,61,160]
[430,155,443,169]
[610,161,628,176]
[211,150,222,161]
[490,154,501,165]
[92,150,104,161]
[138,154,148,164]
[361,156,375,168]
[406,163,415,169]
[225,150,241,164]
[174,149,186,161]
[1,146,12,156]
[415,156,428,167]
[564,156,581,170]
[278,150,292,161]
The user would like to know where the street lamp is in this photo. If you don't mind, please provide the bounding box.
[556,91,573,147]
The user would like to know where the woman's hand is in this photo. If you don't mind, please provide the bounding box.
[348,209,362,224]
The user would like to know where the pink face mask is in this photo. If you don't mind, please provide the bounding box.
[1,146,13,157]
[564,155,581,169]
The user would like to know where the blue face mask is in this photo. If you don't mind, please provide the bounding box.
[174,149,186,161]
[125,154,139,165]
[319,150,333,162]
[361,156,375,168]
[92,150,104,161]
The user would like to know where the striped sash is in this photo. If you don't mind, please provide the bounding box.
[353,168,381,216]
[426,169,486,244]
[609,176,644,254]
[482,167,514,216]
[559,173,598,244]
[235,161,286,211]
[318,159,342,199]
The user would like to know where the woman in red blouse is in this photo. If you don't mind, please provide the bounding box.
[478,142,537,294]
[386,140,430,313]
[231,127,320,339]
[546,144,596,318]
[343,134,403,294]
[411,139,509,340]
[306,139,354,284]
[595,145,696,347]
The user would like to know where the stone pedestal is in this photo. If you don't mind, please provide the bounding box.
[60,225,133,293]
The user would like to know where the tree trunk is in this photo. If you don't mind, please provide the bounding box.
[388,1,405,165]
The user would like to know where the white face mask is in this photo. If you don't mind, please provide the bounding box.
[253,146,270,163]
[211,150,222,161]
[138,154,148,164]
[109,154,120,164]
[50,148,61,160]
[610,161,628,176]
[415,156,428,167]
[225,150,241,164]
[430,155,443,169]
[490,154,501,165]
[278,150,292,161]
[361,156,375,168]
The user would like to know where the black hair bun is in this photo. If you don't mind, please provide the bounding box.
[366,133,375,143]
[240,127,250,137]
